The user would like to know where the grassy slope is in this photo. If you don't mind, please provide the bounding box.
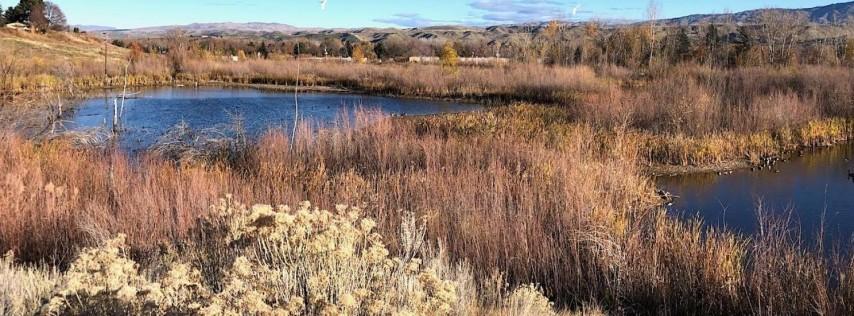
[0,29,127,62]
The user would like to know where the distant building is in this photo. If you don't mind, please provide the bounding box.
[5,22,29,31]
[409,56,440,64]
[459,57,511,65]
[304,57,357,63]
[409,56,510,65]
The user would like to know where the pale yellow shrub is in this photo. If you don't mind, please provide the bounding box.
[0,252,58,316]
[205,197,458,315]
[41,234,208,315]
[504,284,556,316]
[37,197,459,315]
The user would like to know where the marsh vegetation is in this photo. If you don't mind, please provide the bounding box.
[2,3,854,314]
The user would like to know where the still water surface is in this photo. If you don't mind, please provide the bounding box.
[658,145,854,241]
[67,87,481,153]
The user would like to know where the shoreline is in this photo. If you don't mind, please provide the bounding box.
[646,140,852,177]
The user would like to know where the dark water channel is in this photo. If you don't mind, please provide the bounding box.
[658,144,854,243]
[65,87,481,153]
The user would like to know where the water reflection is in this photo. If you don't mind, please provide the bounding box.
[65,87,482,154]
[658,145,854,242]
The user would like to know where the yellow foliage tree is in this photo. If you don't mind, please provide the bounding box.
[352,45,366,64]
[440,42,459,75]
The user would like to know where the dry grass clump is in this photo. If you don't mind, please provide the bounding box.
[0,252,58,316]
[151,119,249,166]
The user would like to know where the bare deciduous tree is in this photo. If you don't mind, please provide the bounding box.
[44,1,67,31]
[165,29,188,79]
[758,10,807,65]
[645,0,661,67]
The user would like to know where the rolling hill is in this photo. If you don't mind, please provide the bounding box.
[659,1,854,26]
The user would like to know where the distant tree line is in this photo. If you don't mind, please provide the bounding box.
[110,9,854,68]
[123,35,463,63]
[538,11,853,68]
[1,0,67,32]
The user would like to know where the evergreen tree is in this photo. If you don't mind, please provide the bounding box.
[675,28,692,62]
[573,46,583,64]
[705,24,719,49]
[0,3,6,26]
[6,0,43,24]
[3,5,13,23]
[704,24,721,66]
[258,41,269,59]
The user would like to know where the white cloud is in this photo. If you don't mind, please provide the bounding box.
[468,0,573,24]
[375,13,458,28]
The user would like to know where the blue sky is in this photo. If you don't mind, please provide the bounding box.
[43,0,844,29]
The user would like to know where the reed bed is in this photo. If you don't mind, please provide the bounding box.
[2,109,854,314]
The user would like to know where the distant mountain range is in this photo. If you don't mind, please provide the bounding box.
[91,1,854,41]
[99,22,317,38]
[658,1,854,26]
[72,25,117,32]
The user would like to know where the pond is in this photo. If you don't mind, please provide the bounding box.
[658,144,854,243]
[65,87,482,153]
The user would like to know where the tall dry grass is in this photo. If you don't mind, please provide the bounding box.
[183,59,608,104]
[573,65,854,136]
[2,109,854,314]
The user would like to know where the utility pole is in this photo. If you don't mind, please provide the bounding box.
[103,32,109,88]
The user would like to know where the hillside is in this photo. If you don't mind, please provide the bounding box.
[659,1,854,25]
[106,22,316,38]
[0,28,127,62]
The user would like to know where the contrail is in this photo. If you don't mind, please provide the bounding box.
[320,0,328,10]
